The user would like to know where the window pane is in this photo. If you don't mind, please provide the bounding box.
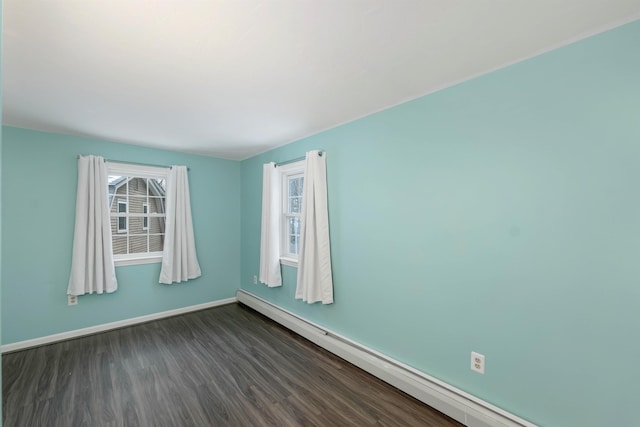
[128,196,146,214]
[288,217,300,235]
[148,216,166,234]
[289,196,302,214]
[117,201,127,213]
[149,234,165,252]
[129,236,149,254]
[110,217,118,234]
[288,178,295,196]
[148,197,166,214]
[142,204,149,229]
[289,235,299,255]
[127,177,148,196]
[113,180,129,199]
[112,236,127,255]
[288,217,301,254]
[118,217,127,231]
[129,217,146,234]
[289,177,303,197]
[149,178,166,193]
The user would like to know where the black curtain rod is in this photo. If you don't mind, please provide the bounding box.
[76,155,189,171]
[275,151,323,167]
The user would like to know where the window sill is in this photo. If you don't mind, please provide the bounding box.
[115,255,162,267]
[280,257,298,268]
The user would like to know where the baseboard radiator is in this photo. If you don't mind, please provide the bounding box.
[237,290,537,427]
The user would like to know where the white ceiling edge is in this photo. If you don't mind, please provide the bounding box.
[0,122,245,161]
[246,13,640,162]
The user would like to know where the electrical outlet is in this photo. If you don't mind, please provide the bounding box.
[471,351,485,374]
[68,295,78,306]
[253,275,258,285]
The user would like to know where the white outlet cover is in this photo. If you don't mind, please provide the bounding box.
[471,351,485,374]
[68,295,78,306]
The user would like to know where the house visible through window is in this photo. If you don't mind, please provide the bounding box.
[279,161,304,265]
[107,162,168,266]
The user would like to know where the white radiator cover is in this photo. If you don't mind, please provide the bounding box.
[237,290,537,427]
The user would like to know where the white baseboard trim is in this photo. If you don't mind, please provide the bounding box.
[237,290,537,427]
[1,297,237,354]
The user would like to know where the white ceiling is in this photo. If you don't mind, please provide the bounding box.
[3,1,640,160]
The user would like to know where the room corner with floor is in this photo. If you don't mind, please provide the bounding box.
[2,3,640,427]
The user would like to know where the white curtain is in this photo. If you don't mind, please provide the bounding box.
[67,155,118,295]
[259,162,282,287]
[296,150,334,304]
[159,166,202,284]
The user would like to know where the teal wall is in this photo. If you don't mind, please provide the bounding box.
[1,127,241,344]
[240,21,640,427]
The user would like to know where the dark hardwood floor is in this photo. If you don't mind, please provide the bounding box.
[3,303,463,426]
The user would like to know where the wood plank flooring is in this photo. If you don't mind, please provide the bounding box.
[3,303,463,426]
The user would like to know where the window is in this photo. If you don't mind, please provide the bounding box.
[107,162,168,266]
[279,161,305,266]
[142,203,148,230]
[117,200,128,232]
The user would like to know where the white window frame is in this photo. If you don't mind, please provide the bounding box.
[279,160,305,267]
[107,162,169,267]
[117,200,128,233]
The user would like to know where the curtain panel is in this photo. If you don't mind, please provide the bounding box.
[296,150,334,304]
[159,166,202,284]
[259,162,283,287]
[68,155,118,295]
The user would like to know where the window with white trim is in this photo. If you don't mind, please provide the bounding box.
[142,203,149,230]
[117,200,128,232]
[279,161,305,266]
[107,162,168,266]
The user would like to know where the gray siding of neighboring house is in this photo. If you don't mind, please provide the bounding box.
[110,178,165,255]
